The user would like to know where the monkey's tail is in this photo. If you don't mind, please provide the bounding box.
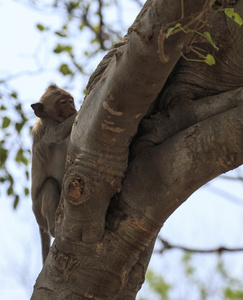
[39,227,51,265]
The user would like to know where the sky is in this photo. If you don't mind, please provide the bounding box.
[0,1,243,300]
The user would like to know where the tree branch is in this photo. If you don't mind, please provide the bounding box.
[132,87,243,156]
[58,0,207,244]
[156,237,243,254]
[118,104,243,235]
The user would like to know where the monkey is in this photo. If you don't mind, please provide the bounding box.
[31,84,77,264]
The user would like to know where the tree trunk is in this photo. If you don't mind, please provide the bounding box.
[31,0,243,299]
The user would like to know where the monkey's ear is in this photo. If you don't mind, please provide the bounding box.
[31,103,47,118]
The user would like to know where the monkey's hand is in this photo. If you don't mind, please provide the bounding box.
[44,112,77,144]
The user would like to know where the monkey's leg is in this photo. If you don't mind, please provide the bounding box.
[35,177,60,264]
[41,177,60,237]
[39,227,51,264]
[33,178,60,263]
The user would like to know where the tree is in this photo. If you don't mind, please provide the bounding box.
[30,0,243,299]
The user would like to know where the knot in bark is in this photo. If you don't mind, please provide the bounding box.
[64,175,85,205]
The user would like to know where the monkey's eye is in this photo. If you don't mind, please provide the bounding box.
[60,99,67,104]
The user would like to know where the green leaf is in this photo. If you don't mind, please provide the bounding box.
[15,148,29,166]
[15,148,23,162]
[24,188,30,196]
[224,8,243,26]
[146,269,171,299]
[203,32,219,50]
[13,195,19,209]
[7,185,13,196]
[182,251,192,263]
[15,122,24,133]
[0,147,8,167]
[79,22,85,30]
[55,31,67,38]
[22,157,29,166]
[224,287,243,299]
[186,266,195,275]
[53,44,73,54]
[0,105,6,110]
[166,23,182,38]
[59,64,74,76]
[8,174,14,185]
[36,23,49,31]
[91,37,99,44]
[21,113,28,124]
[217,259,228,277]
[11,92,18,99]
[93,25,101,33]
[67,1,80,12]
[15,104,22,111]
[2,117,11,129]
[204,54,215,66]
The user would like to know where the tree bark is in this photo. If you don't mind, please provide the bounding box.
[31,0,243,299]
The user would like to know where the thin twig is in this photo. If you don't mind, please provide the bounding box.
[156,237,243,254]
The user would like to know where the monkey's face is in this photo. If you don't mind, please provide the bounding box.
[31,85,77,122]
[55,96,76,123]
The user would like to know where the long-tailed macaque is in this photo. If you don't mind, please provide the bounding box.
[31,84,77,264]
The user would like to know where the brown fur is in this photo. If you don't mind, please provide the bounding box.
[31,84,77,264]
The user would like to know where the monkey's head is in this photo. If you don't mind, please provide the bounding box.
[31,84,76,123]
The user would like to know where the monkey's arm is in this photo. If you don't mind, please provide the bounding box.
[44,112,77,144]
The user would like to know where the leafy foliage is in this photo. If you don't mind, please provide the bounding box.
[165,23,218,66]
[139,250,243,300]
[224,288,243,300]
[224,8,243,26]
[0,87,31,208]
[139,269,171,300]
